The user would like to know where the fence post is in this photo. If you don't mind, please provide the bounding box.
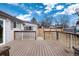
[44,31,45,40]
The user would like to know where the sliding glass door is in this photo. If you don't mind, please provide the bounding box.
[0,20,3,43]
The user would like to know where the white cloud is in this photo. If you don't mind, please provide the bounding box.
[44,6,52,13]
[44,10,51,13]
[53,10,66,17]
[7,3,19,6]
[35,10,42,15]
[16,11,32,21]
[29,11,32,14]
[53,12,61,16]
[45,4,52,10]
[62,4,79,15]
[54,4,79,16]
[56,5,64,10]
[60,11,65,14]
[43,3,49,6]
[43,3,56,13]
[7,3,29,11]
[16,14,32,21]
[43,3,56,6]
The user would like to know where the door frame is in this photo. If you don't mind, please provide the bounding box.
[0,18,5,45]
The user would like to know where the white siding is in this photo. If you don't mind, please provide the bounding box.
[21,24,24,30]
[4,19,25,43]
[25,23,37,31]
[0,17,38,44]
[4,19,14,43]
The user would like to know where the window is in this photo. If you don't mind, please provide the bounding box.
[13,22,16,28]
[29,26,32,30]
[24,26,32,30]
[0,20,3,43]
[16,23,21,29]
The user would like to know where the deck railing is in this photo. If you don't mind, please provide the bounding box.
[14,31,36,40]
[58,31,79,49]
[0,46,10,56]
[44,31,79,49]
[14,30,79,49]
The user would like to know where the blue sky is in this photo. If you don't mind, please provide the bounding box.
[0,3,79,26]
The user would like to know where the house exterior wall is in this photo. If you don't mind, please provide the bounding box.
[13,23,24,31]
[24,23,38,40]
[0,18,5,45]
[24,23,38,31]
[76,25,79,33]
[4,19,25,43]
[0,17,25,44]
[0,16,38,45]
[0,17,12,44]
[4,19,14,43]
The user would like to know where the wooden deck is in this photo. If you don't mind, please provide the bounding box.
[4,40,73,56]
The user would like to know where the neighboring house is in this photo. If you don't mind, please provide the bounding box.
[50,25,56,29]
[63,26,76,33]
[76,20,79,33]
[24,22,38,31]
[0,11,37,45]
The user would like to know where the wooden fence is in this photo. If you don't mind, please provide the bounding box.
[44,31,79,49]
[14,31,36,40]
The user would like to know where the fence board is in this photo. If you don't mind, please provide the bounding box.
[14,31,36,40]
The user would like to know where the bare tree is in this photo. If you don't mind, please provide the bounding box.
[75,8,79,16]
[60,14,69,28]
[41,17,52,28]
[54,14,70,28]
[31,17,38,24]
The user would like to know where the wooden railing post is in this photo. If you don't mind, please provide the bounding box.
[77,35,79,45]
[70,34,73,49]
[44,31,45,40]
[68,34,71,48]
[73,34,75,47]
[75,35,77,46]
[56,31,59,40]
[0,46,10,56]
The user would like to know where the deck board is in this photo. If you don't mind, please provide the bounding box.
[3,40,73,56]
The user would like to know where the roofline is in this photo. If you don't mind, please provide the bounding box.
[0,11,24,23]
[0,11,38,25]
[24,21,37,25]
